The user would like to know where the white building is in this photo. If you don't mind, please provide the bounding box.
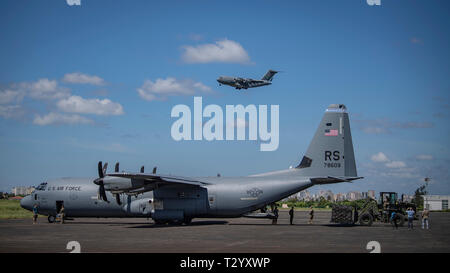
[11,186,35,196]
[423,195,449,211]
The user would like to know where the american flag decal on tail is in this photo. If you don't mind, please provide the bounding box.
[325,129,338,136]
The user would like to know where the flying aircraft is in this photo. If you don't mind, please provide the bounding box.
[21,104,362,225]
[217,70,278,90]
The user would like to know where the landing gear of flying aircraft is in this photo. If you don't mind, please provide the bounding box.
[48,215,55,223]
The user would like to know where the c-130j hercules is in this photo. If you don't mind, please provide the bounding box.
[21,104,362,224]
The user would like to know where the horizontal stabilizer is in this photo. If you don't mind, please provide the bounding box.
[311,176,364,185]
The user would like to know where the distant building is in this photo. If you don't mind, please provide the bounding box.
[346,191,363,201]
[297,190,311,201]
[333,193,346,202]
[368,190,376,199]
[401,194,414,203]
[423,195,450,211]
[11,186,35,196]
[362,192,368,199]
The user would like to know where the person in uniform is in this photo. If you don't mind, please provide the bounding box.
[272,206,279,225]
[289,206,294,225]
[308,206,314,224]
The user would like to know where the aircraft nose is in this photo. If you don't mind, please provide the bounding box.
[20,195,32,211]
[217,77,224,84]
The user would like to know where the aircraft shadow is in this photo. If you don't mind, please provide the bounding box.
[228,223,360,227]
[65,221,151,225]
[128,220,229,229]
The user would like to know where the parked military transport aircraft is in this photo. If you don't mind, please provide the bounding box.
[21,104,362,224]
[217,70,278,90]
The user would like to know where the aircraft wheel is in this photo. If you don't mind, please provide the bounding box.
[183,217,192,225]
[48,215,55,223]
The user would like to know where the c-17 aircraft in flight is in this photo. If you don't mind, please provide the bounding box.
[217,70,278,90]
[21,104,362,225]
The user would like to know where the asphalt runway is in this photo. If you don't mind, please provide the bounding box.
[1,211,449,253]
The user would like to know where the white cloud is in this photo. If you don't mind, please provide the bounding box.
[33,112,94,126]
[416,154,433,160]
[27,78,70,100]
[0,105,25,119]
[385,161,407,168]
[56,95,124,116]
[137,77,212,101]
[0,89,25,104]
[62,72,106,86]
[181,39,251,64]
[371,152,389,163]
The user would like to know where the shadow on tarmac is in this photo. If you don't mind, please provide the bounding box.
[128,220,229,229]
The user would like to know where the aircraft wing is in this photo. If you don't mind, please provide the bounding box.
[235,78,264,85]
[243,79,265,85]
[107,172,211,187]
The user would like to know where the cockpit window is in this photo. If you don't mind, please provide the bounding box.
[35,182,47,191]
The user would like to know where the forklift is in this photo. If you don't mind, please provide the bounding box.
[358,192,417,226]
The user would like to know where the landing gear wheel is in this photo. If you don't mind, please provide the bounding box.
[359,213,373,226]
[154,220,167,225]
[48,215,55,223]
[183,217,192,225]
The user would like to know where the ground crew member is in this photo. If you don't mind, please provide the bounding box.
[422,208,430,229]
[289,206,294,225]
[272,206,279,225]
[308,206,314,224]
[32,204,38,224]
[406,207,415,230]
[59,205,65,224]
[390,211,398,229]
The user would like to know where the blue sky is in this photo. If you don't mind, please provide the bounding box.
[0,0,449,195]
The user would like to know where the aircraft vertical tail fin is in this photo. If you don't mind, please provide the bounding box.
[296,104,358,180]
[261,70,278,82]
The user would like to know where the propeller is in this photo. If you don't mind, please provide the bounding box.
[94,161,108,202]
[115,162,119,172]
[140,166,144,173]
[152,166,157,174]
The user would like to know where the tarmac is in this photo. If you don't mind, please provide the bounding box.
[0,211,449,253]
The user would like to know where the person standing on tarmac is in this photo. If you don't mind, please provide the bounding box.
[422,208,430,229]
[406,207,415,230]
[308,206,314,224]
[289,206,294,225]
[59,205,65,224]
[32,204,38,224]
[272,206,279,225]
[390,211,398,229]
